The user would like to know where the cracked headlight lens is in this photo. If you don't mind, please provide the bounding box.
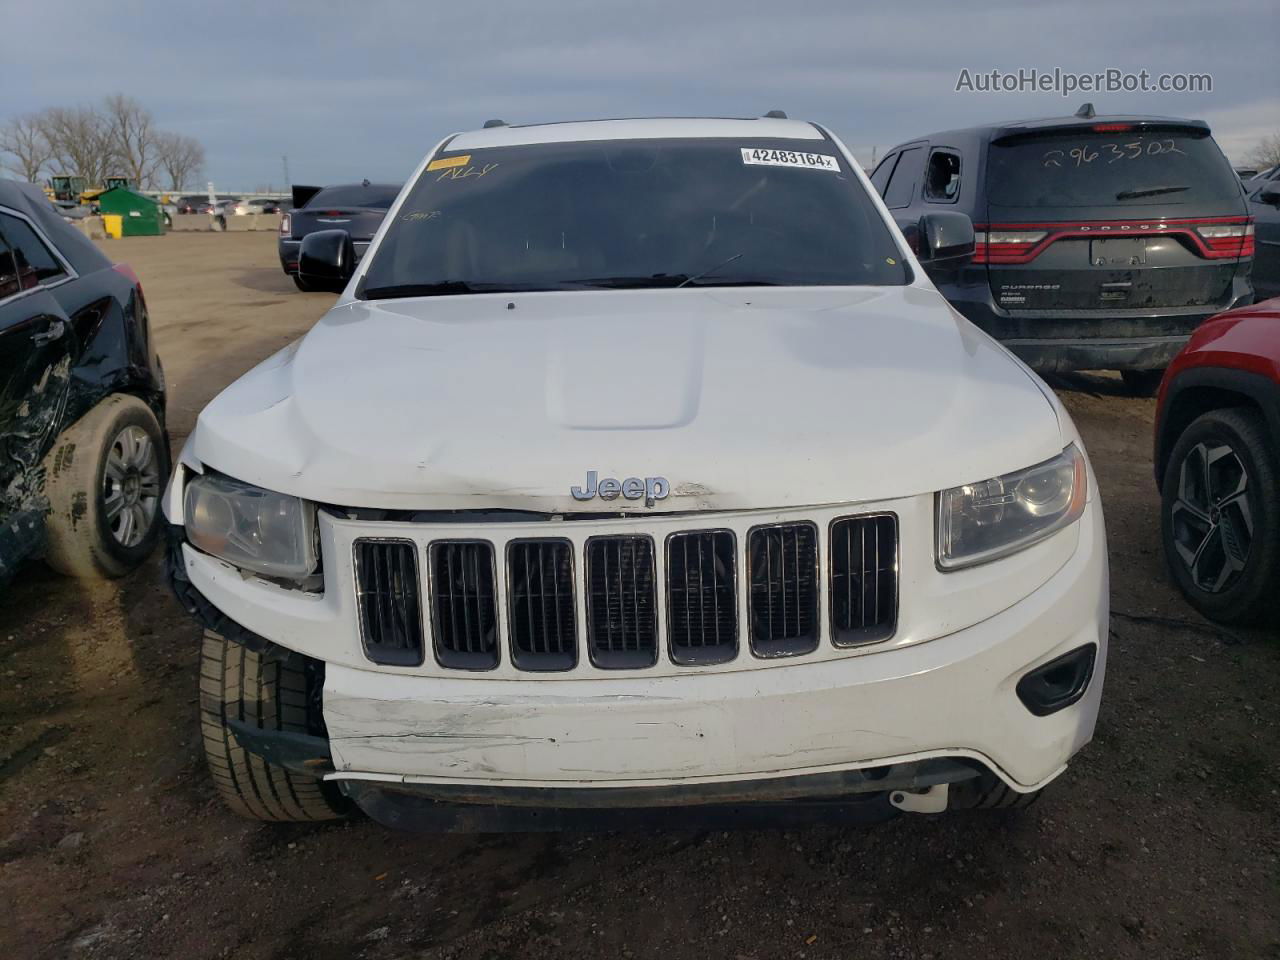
[184,472,318,579]
[936,444,1087,570]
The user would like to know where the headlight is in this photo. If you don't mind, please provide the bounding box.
[936,444,1087,570]
[184,473,319,579]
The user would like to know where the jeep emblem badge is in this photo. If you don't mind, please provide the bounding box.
[571,471,670,507]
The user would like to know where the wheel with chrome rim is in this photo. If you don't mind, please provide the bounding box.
[1161,407,1279,625]
[42,394,169,579]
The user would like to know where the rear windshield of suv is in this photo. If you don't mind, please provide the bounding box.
[306,185,399,209]
[360,138,908,297]
[986,129,1241,210]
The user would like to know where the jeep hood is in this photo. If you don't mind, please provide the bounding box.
[191,286,1063,512]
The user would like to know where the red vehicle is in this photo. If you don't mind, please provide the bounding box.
[1155,298,1280,624]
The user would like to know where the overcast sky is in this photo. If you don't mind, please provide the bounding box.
[4,0,1277,189]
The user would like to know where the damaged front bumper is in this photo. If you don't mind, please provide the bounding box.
[166,496,1107,830]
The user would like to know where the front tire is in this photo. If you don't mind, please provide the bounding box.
[1160,407,1280,625]
[42,394,168,578]
[199,631,350,822]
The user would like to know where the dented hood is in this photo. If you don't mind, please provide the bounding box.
[192,286,1063,511]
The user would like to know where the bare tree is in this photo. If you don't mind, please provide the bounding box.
[103,93,160,189]
[41,105,118,186]
[0,113,54,181]
[1246,133,1280,171]
[155,131,205,191]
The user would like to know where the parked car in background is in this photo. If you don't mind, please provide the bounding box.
[176,195,205,214]
[278,180,399,290]
[1154,297,1279,625]
[232,197,284,216]
[172,116,1107,827]
[198,198,238,215]
[0,180,168,587]
[872,105,1254,394]
[1247,175,1280,301]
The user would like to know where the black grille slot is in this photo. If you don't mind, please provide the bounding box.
[507,539,577,671]
[586,536,658,669]
[747,523,819,657]
[354,539,424,666]
[429,541,499,670]
[666,530,738,665]
[830,515,898,646]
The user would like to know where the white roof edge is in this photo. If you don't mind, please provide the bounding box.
[446,117,824,150]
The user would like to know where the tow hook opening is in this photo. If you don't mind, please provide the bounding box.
[1017,643,1097,717]
[888,783,949,814]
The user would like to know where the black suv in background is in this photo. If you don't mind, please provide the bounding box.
[0,180,168,587]
[872,106,1254,392]
[278,180,399,291]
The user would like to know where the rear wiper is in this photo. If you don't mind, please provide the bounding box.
[361,281,548,299]
[1115,185,1190,200]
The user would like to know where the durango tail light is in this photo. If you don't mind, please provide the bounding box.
[1194,221,1254,259]
[279,213,291,236]
[973,230,1048,264]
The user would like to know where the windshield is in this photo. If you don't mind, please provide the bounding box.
[987,129,1241,210]
[359,138,908,297]
[306,184,400,209]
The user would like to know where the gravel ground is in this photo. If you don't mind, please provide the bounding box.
[0,232,1276,960]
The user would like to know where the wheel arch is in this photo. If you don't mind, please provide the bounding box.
[1155,368,1280,487]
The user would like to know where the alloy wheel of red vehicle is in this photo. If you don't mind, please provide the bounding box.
[1161,408,1279,624]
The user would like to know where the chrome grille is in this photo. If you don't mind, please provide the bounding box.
[507,539,577,671]
[747,523,819,657]
[354,539,424,666]
[586,536,658,668]
[830,514,898,646]
[666,530,737,664]
[429,540,499,669]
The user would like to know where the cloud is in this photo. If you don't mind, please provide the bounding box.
[2,0,1275,185]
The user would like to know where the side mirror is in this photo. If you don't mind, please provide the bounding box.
[917,212,975,263]
[298,229,356,292]
[1260,182,1280,206]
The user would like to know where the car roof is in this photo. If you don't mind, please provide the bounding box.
[317,182,401,190]
[0,178,110,273]
[447,116,825,150]
[894,111,1210,150]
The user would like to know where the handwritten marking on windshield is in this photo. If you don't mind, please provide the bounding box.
[436,162,500,182]
[1042,140,1187,168]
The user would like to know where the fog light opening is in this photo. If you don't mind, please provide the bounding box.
[1016,644,1097,717]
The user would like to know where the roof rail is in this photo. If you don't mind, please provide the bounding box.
[763,109,788,119]
[1074,102,1096,119]
[482,119,507,128]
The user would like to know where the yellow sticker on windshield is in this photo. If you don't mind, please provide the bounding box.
[427,155,470,171]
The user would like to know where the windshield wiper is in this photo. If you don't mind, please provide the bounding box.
[361,281,552,299]
[1115,185,1190,200]
[678,252,744,287]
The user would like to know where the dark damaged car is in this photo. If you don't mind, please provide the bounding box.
[278,180,400,291]
[0,180,168,588]
[872,106,1254,393]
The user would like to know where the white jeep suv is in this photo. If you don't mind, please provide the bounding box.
[165,115,1108,828]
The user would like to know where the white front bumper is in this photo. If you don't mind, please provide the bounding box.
[323,499,1107,793]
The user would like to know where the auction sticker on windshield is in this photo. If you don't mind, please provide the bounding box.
[741,148,840,171]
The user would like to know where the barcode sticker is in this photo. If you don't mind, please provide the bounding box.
[741,148,840,171]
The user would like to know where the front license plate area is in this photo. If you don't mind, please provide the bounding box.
[1090,237,1147,267]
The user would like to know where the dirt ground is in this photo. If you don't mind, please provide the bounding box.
[1,232,1276,960]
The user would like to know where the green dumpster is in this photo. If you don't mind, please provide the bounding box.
[95,187,166,237]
